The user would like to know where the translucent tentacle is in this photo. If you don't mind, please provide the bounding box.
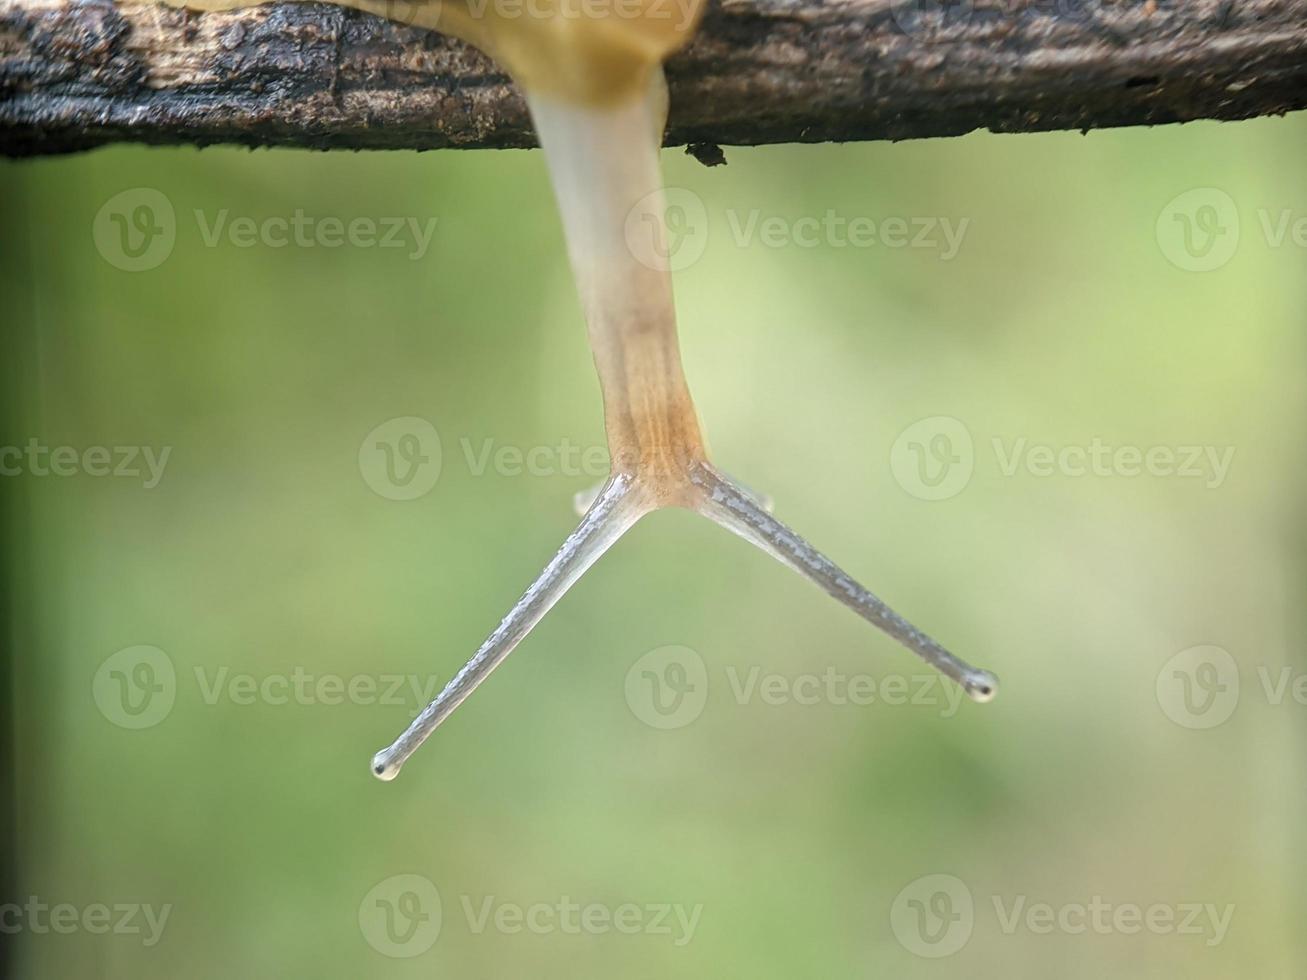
[371,474,647,780]
[688,462,998,702]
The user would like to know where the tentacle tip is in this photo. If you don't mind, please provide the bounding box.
[963,670,999,704]
[371,749,403,782]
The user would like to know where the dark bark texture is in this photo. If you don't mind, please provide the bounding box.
[2,0,1305,156]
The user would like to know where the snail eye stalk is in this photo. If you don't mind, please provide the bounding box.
[688,464,998,703]
[371,475,648,782]
[373,460,997,781]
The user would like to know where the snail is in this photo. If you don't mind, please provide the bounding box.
[162,0,999,780]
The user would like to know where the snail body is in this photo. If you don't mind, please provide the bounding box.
[162,0,997,780]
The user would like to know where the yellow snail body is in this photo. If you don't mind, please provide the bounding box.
[161,0,998,780]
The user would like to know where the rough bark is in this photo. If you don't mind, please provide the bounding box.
[2,0,1305,157]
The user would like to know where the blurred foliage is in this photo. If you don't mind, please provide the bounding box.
[3,110,1305,978]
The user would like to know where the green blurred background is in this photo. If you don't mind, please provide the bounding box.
[3,110,1304,977]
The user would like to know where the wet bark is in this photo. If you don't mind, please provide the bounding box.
[2,0,1305,156]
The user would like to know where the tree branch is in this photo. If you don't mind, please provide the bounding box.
[2,0,1305,157]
